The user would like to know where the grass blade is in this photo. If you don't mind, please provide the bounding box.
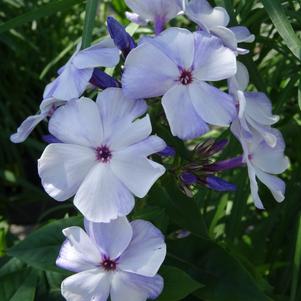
[81,0,100,49]
[0,0,83,34]
[262,0,301,60]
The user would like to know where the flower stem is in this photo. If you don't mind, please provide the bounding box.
[81,0,99,49]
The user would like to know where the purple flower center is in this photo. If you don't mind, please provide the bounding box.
[248,154,253,161]
[96,145,112,163]
[179,69,193,85]
[101,257,117,271]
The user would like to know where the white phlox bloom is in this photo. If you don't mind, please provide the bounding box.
[125,0,182,34]
[57,217,166,301]
[183,0,255,54]
[38,88,166,222]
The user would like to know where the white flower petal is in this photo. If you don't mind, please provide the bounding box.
[74,164,135,223]
[73,38,120,69]
[62,269,111,301]
[193,31,237,81]
[247,162,264,209]
[122,42,178,99]
[109,115,152,151]
[38,143,96,202]
[189,82,236,126]
[96,88,147,141]
[162,84,209,140]
[111,151,165,198]
[49,98,104,147]
[84,217,133,260]
[118,220,166,277]
[125,12,148,25]
[10,113,47,143]
[211,26,237,51]
[230,26,255,43]
[111,272,163,301]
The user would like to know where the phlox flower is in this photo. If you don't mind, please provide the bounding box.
[183,0,255,54]
[57,217,166,301]
[38,88,166,222]
[125,0,182,34]
[10,39,120,143]
[122,27,237,140]
[232,126,289,209]
[44,38,120,101]
[229,62,280,147]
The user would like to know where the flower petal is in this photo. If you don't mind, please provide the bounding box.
[162,84,209,140]
[193,31,237,81]
[111,151,165,198]
[125,12,148,25]
[111,272,163,301]
[122,42,178,99]
[189,82,236,126]
[44,64,93,101]
[10,113,47,143]
[118,220,166,277]
[96,87,147,141]
[74,164,135,223]
[230,26,255,43]
[56,226,101,273]
[84,217,133,260]
[61,269,111,301]
[73,38,120,69]
[211,26,237,51]
[109,115,153,151]
[185,0,230,31]
[49,98,103,147]
[256,169,286,203]
[247,162,264,209]
[38,143,96,202]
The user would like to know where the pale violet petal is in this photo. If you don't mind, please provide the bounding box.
[193,31,237,81]
[73,38,120,69]
[96,88,147,141]
[10,113,47,143]
[189,82,236,126]
[38,143,96,202]
[255,169,286,203]
[111,272,163,301]
[230,26,255,43]
[125,12,148,25]
[74,164,135,223]
[84,217,133,260]
[45,63,93,101]
[122,42,178,99]
[184,0,230,30]
[61,269,111,301]
[118,220,166,277]
[109,115,152,151]
[111,152,165,198]
[162,84,209,140]
[211,26,237,51]
[49,98,104,147]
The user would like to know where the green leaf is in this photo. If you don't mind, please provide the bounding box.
[0,0,83,34]
[261,0,301,60]
[0,268,38,301]
[81,0,99,49]
[290,213,301,301]
[8,216,82,272]
[156,266,202,301]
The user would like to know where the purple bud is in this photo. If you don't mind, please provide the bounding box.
[42,135,62,144]
[107,16,136,57]
[180,172,198,185]
[90,69,120,90]
[205,176,236,192]
[208,139,229,155]
[175,229,191,239]
[158,146,176,157]
[205,155,244,172]
[196,139,228,157]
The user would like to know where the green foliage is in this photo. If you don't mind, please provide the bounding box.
[1,0,301,300]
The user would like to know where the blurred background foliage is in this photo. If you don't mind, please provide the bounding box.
[0,0,301,300]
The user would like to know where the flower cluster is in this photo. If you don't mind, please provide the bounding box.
[11,0,289,300]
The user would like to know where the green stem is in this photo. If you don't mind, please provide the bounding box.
[81,0,99,49]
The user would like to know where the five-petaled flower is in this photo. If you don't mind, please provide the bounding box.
[57,217,166,301]
[38,88,166,222]
[122,27,237,141]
